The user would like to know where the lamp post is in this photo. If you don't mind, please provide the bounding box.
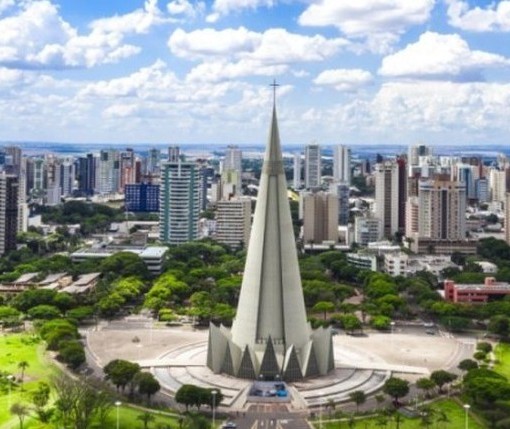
[319,392,324,429]
[7,375,14,411]
[464,404,470,429]
[211,390,218,428]
[115,401,122,429]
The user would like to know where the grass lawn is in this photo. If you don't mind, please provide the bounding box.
[0,333,57,426]
[318,399,486,428]
[20,405,182,429]
[494,342,510,379]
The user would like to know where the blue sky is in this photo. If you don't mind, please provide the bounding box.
[1,0,510,146]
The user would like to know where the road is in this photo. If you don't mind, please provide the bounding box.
[225,405,311,429]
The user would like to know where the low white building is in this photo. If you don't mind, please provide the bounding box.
[384,252,408,276]
[475,261,498,274]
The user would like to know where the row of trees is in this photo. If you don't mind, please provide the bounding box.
[103,359,161,403]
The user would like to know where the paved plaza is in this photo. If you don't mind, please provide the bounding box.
[85,316,476,412]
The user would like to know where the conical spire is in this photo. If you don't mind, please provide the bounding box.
[207,96,335,380]
[230,100,309,354]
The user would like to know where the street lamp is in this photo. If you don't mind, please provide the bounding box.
[464,404,470,429]
[115,401,122,429]
[7,375,14,411]
[211,390,218,428]
[319,392,324,429]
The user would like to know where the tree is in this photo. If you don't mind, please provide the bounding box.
[100,252,150,280]
[175,385,199,411]
[103,359,141,392]
[0,306,20,327]
[488,315,510,338]
[138,412,156,429]
[27,304,61,320]
[58,340,86,369]
[416,378,435,398]
[371,315,392,330]
[349,390,366,412]
[17,361,29,390]
[135,372,161,404]
[477,341,493,354]
[312,301,335,320]
[339,314,362,334]
[458,359,478,373]
[31,382,51,423]
[430,370,457,394]
[39,318,79,350]
[383,377,410,403]
[10,403,29,429]
[52,374,108,429]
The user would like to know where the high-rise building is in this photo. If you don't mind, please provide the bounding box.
[405,196,420,238]
[0,173,19,255]
[168,145,180,162]
[304,143,321,189]
[302,191,338,244]
[505,193,510,245]
[223,145,242,172]
[120,148,136,191]
[207,103,334,381]
[159,160,201,245]
[59,159,75,197]
[454,163,476,201]
[396,157,407,233]
[489,168,507,204]
[26,158,46,197]
[125,183,160,212]
[77,154,96,196]
[3,146,22,175]
[475,178,489,203]
[418,175,466,240]
[354,216,382,245]
[146,148,161,176]
[221,145,242,196]
[293,153,301,189]
[333,145,351,184]
[215,198,251,250]
[408,144,432,174]
[374,161,400,239]
[329,182,350,225]
[96,149,120,194]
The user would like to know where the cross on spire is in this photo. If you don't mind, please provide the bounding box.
[270,79,280,106]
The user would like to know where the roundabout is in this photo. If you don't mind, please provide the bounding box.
[85,318,476,411]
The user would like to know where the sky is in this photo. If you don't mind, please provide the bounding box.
[1,0,510,147]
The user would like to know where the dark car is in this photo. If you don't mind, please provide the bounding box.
[222,422,237,429]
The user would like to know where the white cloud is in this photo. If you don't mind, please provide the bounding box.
[90,0,166,35]
[169,27,261,59]
[167,0,205,19]
[446,0,510,32]
[314,69,373,91]
[299,0,434,52]
[379,32,509,80]
[0,0,168,69]
[79,60,179,99]
[169,27,349,81]
[207,0,276,22]
[368,81,510,131]
[186,59,287,82]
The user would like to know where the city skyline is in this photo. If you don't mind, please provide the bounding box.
[1,1,510,146]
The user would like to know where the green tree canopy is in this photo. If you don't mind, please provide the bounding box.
[383,377,410,402]
[103,359,141,391]
[430,370,457,393]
